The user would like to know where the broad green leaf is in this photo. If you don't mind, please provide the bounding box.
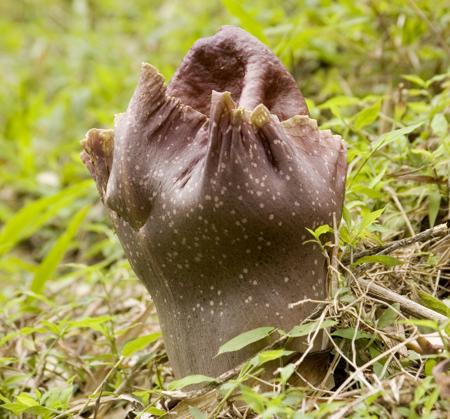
[121,332,161,357]
[353,100,381,130]
[426,73,449,85]
[68,315,113,331]
[240,386,266,413]
[358,208,384,231]
[431,113,448,137]
[0,358,16,365]
[167,374,216,390]
[353,255,402,266]
[277,363,296,384]
[189,406,208,419]
[0,181,91,256]
[287,319,337,338]
[424,359,437,376]
[41,385,73,410]
[349,208,385,244]
[0,402,29,415]
[21,406,54,416]
[377,303,400,328]
[0,394,10,404]
[21,291,55,307]
[41,321,66,336]
[402,319,440,330]
[446,322,450,337]
[250,349,293,367]
[427,185,441,228]
[31,206,90,293]
[417,290,450,317]
[16,393,38,408]
[332,328,374,340]
[423,386,440,415]
[351,185,384,199]
[319,96,360,118]
[0,332,17,347]
[402,74,426,87]
[307,224,333,240]
[20,326,46,335]
[373,361,384,378]
[408,88,429,97]
[144,406,167,416]
[319,96,360,109]
[217,326,275,355]
[343,207,352,229]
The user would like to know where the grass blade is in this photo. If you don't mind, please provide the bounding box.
[30,206,89,294]
[0,181,92,256]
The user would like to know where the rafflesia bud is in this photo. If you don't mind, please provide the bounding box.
[81,26,347,379]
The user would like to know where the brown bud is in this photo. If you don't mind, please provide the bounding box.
[81,26,347,378]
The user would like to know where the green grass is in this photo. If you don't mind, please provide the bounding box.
[0,0,449,417]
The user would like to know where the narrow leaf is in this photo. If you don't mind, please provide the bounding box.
[353,100,381,130]
[418,291,450,317]
[217,326,274,355]
[68,315,113,331]
[308,224,333,239]
[31,206,89,293]
[353,255,402,267]
[144,407,166,416]
[377,303,400,328]
[319,96,360,109]
[250,349,293,367]
[287,319,337,338]
[16,393,38,407]
[427,185,441,228]
[277,363,296,384]
[372,122,424,151]
[121,332,161,357]
[401,74,426,87]
[431,113,448,137]
[332,328,374,340]
[402,319,440,330]
[167,374,216,390]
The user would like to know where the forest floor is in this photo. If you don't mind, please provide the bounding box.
[0,1,449,418]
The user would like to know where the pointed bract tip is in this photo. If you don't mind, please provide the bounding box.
[282,115,318,129]
[231,107,245,124]
[251,104,271,128]
[139,62,165,86]
[211,90,236,111]
[81,128,114,158]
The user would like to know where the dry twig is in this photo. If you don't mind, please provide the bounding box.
[353,277,448,323]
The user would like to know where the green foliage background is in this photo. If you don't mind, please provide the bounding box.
[0,0,449,417]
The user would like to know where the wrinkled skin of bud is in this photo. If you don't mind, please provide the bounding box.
[81,26,347,379]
